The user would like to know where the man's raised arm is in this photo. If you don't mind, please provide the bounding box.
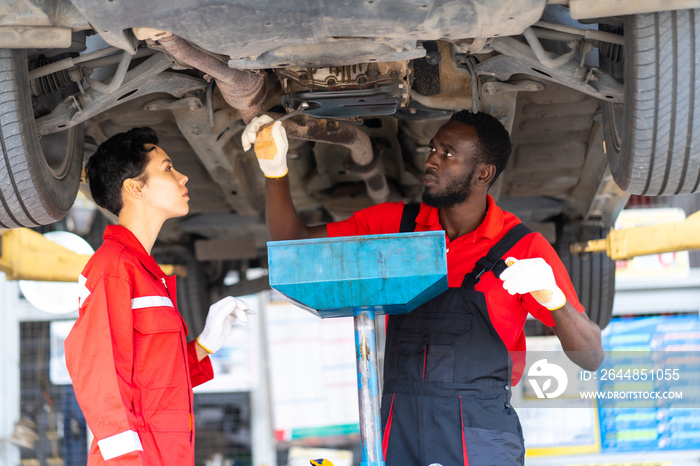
[242,115,328,241]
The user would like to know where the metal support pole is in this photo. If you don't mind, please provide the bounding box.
[353,309,384,466]
[0,275,21,465]
[251,293,277,466]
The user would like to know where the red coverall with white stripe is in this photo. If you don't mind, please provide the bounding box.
[65,225,214,465]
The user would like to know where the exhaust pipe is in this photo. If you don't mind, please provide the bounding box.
[271,114,390,204]
[134,29,267,123]
[132,29,388,202]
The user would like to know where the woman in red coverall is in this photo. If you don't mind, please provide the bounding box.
[64,127,252,465]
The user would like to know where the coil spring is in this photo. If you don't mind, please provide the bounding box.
[30,55,72,97]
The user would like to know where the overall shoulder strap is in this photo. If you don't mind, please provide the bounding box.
[399,203,421,233]
[462,223,533,289]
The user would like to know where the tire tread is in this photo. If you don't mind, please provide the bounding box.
[0,49,83,228]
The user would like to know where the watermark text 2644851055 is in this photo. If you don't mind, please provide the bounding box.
[582,367,680,382]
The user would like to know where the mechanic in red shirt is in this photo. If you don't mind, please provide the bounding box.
[64,128,253,465]
[244,111,603,466]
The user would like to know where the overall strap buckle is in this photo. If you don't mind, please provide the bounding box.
[463,257,504,288]
[461,223,533,289]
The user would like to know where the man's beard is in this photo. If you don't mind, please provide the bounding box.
[422,169,475,208]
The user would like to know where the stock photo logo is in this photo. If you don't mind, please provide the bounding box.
[527,359,568,399]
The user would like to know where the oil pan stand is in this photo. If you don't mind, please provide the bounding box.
[268,231,447,466]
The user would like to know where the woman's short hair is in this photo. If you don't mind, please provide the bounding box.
[86,127,158,216]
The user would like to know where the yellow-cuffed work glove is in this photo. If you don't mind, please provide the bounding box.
[241,115,289,178]
[197,296,255,354]
[500,257,567,311]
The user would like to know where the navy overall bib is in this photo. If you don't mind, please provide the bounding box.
[380,205,532,466]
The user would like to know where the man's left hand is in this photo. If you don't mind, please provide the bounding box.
[500,257,566,311]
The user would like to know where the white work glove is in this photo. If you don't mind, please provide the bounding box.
[500,257,567,311]
[241,115,289,178]
[197,296,254,354]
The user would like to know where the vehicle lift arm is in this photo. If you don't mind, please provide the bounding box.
[0,228,185,281]
[3,206,699,282]
[570,210,700,260]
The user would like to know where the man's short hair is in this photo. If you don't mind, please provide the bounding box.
[86,127,158,216]
[450,110,511,182]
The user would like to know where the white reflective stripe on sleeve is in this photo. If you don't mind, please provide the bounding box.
[97,430,143,460]
[78,274,90,308]
[131,296,173,309]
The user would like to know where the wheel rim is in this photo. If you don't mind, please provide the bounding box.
[603,102,624,155]
[598,22,625,157]
[39,129,77,181]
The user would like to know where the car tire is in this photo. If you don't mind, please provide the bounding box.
[556,223,615,330]
[0,48,84,228]
[601,9,700,195]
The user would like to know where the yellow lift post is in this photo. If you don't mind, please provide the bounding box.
[0,228,186,282]
[570,210,700,260]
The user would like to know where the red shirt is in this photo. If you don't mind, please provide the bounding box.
[326,196,584,384]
